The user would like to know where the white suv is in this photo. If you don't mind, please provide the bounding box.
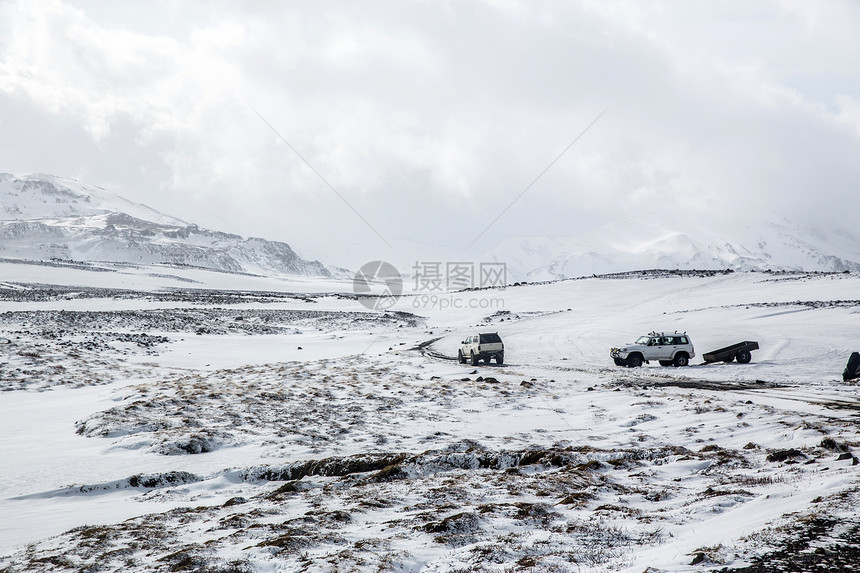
[459,333,504,365]
[610,331,694,367]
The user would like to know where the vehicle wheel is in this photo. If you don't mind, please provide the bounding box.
[627,354,643,368]
[673,353,689,367]
[470,352,478,366]
[723,355,734,363]
[496,353,504,365]
[458,350,465,364]
[659,360,672,367]
[614,358,625,366]
[736,350,751,364]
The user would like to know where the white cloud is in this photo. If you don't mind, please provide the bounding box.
[836,95,860,137]
[0,0,858,268]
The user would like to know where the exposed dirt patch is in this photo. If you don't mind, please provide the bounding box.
[611,378,784,391]
[718,518,860,572]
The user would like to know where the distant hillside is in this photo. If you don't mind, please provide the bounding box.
[483,216,860,281]
[0,173,332,277]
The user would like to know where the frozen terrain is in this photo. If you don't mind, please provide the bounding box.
[1,260,859,572]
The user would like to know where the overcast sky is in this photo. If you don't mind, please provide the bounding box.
[2,0,859,269]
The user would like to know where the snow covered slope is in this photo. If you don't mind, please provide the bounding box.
[485,216,860,281]
[0,173,332,277]
[2,269,860,572]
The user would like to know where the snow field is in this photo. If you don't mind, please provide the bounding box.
[1,266,859,571]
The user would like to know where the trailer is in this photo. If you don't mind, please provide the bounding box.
[702,341,759,364]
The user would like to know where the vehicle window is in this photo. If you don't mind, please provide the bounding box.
[678,336,688,344]
[480,333,502,343]
[636,336,650,345]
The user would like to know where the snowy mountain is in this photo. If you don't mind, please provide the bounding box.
[484,216,860,281]
[0,173,332,277]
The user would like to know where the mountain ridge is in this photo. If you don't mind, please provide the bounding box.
[483,217,860,281]
[5,173,858,282]
[0,173,333,277]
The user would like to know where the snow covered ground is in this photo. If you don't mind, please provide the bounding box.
[1,262,859,572]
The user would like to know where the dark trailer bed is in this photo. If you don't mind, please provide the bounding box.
[703,341,759,364]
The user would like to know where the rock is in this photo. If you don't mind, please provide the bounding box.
[820,437,849,451]
[767,448,805,463]
[370,464,409,482]
[424,511,480,535]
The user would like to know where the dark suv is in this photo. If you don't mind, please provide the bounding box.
[459,333,504,365]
